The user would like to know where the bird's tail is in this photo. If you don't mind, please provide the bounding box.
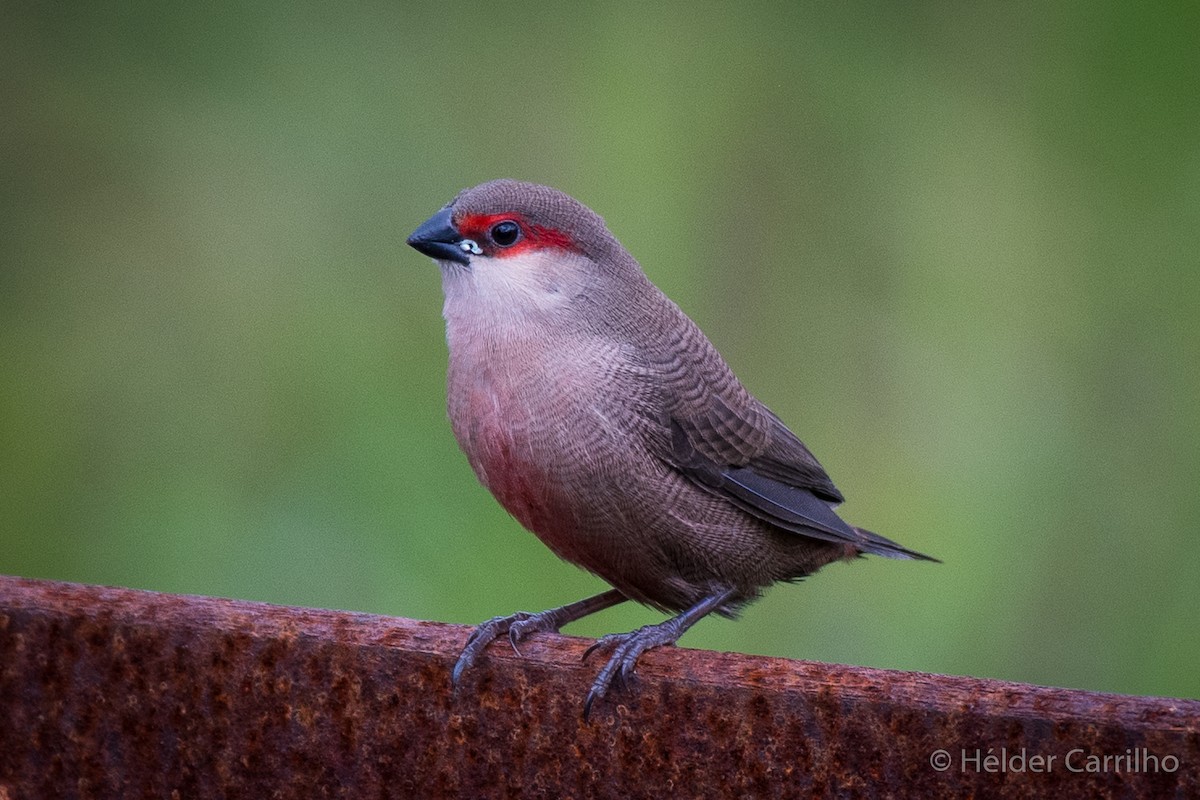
[852,526,941,563]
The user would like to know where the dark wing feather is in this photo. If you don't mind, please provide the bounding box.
[669,394,844,502]
[752,408,845,503]
[720,465,858,540]
[668,415,856,545]
[662,388,931,556]
[632,297,933,559]
[669,417,936,559]
[723,465,937,559]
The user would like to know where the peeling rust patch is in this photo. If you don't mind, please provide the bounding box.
[0,576,1197,799]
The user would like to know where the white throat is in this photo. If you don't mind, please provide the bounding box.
[440,249,590,341]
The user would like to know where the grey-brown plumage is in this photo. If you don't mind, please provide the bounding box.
[406,179,936,717]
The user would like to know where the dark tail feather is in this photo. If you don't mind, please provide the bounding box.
[852,526,941,563]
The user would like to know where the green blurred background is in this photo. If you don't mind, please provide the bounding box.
[2,2,1197,701]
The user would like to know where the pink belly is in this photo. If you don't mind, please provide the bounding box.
[466,395,591,567]
[477,426,548,532]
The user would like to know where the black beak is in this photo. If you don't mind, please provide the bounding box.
[406,206,470,265]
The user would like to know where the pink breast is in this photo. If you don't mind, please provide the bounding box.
[468,394,587,566]
[477,426,544,530]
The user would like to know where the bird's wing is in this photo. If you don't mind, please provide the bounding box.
[633,315,920,552]
[655,370,934,558]
[617,294,935,560]
[668,393,844,503]
[665,397,870,546]
[666,400,942,558]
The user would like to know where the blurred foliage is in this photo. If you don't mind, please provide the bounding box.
[2,2,1197,700]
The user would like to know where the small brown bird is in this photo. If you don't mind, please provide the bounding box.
[407,180,936,717]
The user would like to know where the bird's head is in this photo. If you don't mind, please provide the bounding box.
[407,180,641,329]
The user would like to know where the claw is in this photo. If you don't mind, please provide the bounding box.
[451,607,574,684]
[452,614,513,686]
[580,628,656,721]
[508,613,546,657]
[450,591,629,691]
[581,639,605,663]
[509,610,554,656]
[577,588,738,722]
[582,686,601,722]
[582,632,625,663]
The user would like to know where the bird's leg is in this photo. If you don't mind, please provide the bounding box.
[451,589,627,685]
[582,587,738,720]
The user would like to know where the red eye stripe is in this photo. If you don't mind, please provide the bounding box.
[456,213,577,257]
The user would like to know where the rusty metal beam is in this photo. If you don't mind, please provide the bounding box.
[0,576,1196,798]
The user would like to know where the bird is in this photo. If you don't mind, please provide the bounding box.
[406,179,937,718]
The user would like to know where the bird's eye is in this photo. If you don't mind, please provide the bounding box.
[488,220,521,247]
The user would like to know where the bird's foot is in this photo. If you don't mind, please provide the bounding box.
[578,587,737,720]
[581,622,682,720]
[451,609,564,685]
[451,591,628,687]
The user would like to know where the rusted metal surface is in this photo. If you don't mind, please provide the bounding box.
[0,576,1195,799]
